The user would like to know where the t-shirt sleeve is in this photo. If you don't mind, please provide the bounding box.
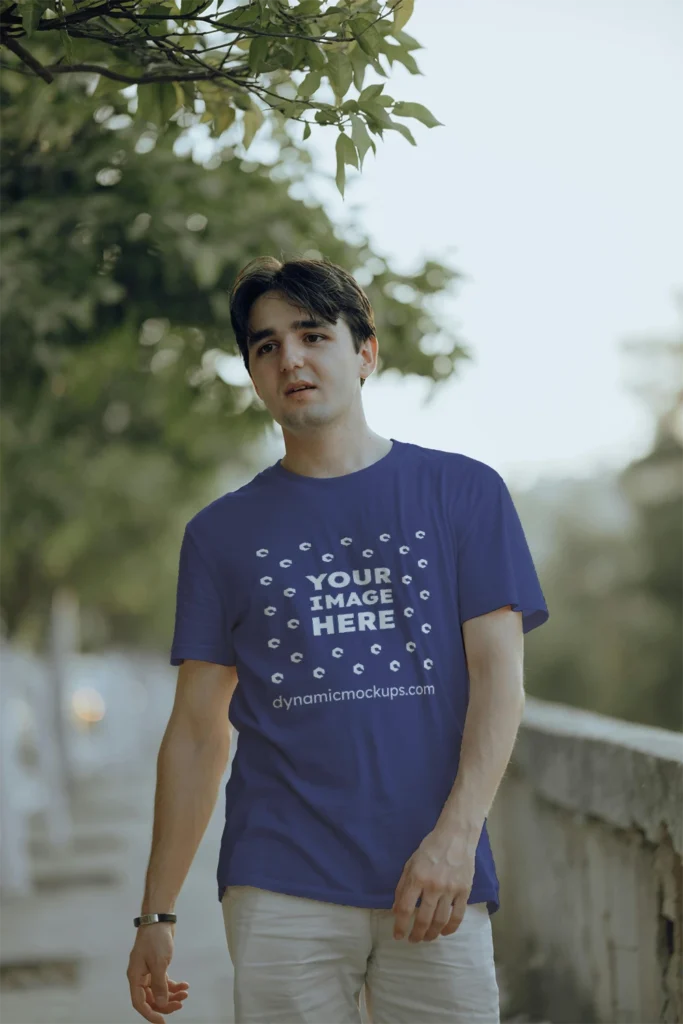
[169,524,236,667]
[456,466,549,634]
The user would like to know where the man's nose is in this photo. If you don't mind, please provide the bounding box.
[278,338,306,372]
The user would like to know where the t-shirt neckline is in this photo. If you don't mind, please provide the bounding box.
[268,438,401,487]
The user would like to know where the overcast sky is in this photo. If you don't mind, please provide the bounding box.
[289,0,683,487]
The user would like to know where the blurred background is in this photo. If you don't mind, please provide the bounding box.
[1,0,681,1021]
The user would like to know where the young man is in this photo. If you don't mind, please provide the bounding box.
[127,255,549,1024]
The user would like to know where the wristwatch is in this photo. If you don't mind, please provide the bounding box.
[134,913,177,928]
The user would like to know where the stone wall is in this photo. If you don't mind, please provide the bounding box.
[488,696,683,1024]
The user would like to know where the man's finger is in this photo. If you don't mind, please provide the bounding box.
[167,979,190,993]
[145,986,185,1014]
[165,984,189,1001]
[150,968,169,1007]
[146,983,187,1004]
[392,883,422,937]
[422,895,454,941]
[131,983,165,1024]
[405,897,438,942]
[150,962,172,1003]
[441,900,466,935]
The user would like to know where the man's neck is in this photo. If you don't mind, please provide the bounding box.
[279,433,393,479]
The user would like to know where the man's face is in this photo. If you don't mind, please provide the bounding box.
[246,290,377,432]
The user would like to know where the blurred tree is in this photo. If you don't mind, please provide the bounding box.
[520,308,683,732]
[617,319,683,729]
[520,501,671,729]
[0,0,443,196]
[0,69,468,653]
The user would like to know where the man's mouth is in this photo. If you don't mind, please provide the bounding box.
[285,385,316,396]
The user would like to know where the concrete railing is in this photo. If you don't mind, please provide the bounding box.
[488,696,683,1024]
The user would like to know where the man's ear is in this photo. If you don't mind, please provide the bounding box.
[362,334,379,376]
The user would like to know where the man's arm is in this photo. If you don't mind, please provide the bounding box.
[141,659,237,913]
[392,605,526,943]
[127,659,238,1024]
[435,605,526,844]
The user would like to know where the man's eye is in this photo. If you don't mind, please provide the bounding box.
[256,334,324,356]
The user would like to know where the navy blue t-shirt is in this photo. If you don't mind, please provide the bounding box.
[170,439,549,915]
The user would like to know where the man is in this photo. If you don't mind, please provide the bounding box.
[127,255,549,1024]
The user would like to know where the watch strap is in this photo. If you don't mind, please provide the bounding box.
[134,913,177,928]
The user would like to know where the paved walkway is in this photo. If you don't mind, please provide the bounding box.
[1,749,236,1024]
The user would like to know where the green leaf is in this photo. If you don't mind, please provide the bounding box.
[334,131,359,199]
[360,99,393,128]
[276,98,302,119]
[296,69,322,99]
[337,129,358,170]
[390,0,414,32]
[242,104,264,151]
[159,82,179,124]
[358,83,383,104]
[172,79,195,110]
[391,101,444,128]
[325,51,353,105]
[349,113,375,167]
[350,15,383,58]
[314,107,336,126]
[248,36,271,74]
[348,42,367,93]
[273,43,297,70]
[59,28,74,65]
[137,85,156,125]
[387,47,421,75]
[214,103,236,135]
[385,117,416,146]
[216,4,260,27]
[288,36,307,70]
[302,121,311,140]
[142,2,171,35]
[303,40,325,70]
[137,82,179,128]
[18,0,46,38]
[232,90,252,111]
[394,29,421,51]
[335,137,346,198]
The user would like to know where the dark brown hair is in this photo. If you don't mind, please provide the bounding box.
[229,255,376,387]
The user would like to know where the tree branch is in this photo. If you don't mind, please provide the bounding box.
[0,59,221,83]
[1,34,54,81]
[0,4,351,39]
[0,4,396,93]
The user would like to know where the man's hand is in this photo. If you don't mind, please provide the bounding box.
[127,923,189,1023]
[392,828,477,943]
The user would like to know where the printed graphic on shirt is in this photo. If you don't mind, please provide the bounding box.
[255,530,433,685]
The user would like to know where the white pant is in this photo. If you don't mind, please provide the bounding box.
[222,885,500,1023]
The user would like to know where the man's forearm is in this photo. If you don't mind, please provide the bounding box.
[435,665,525,848]
[141,717,232,914]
